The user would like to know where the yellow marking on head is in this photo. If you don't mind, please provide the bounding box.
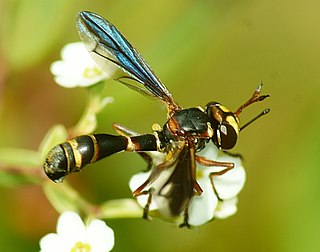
[226,115,240,135]
[219,105,232,113]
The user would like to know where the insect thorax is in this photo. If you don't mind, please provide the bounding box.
[162,108,212,151]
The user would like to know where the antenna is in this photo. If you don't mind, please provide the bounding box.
[240,108,270,131]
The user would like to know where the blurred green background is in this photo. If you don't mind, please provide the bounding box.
[1,0,320,251]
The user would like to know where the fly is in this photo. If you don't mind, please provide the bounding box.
[44,11,270,227]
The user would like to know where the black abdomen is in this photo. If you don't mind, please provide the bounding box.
[43,134,128,182]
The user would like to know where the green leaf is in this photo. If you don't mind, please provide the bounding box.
[0,148,42,187]
[99,199,142,219]
[0,148,40,167]
[43,181,91,214]
[0,171,38,187]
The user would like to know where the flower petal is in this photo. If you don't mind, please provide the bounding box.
[197,141,219,160]
[57,211,86,241]
[86,219,115,252]
[214,197,238,219]
[50,42,115,88]
[129,171,158,211]
[213,154,246,200]
[188,178,219,226]
[39,233,67,252]
[61,42,88,62]
[40,211,115,252]
[188,142,245,225]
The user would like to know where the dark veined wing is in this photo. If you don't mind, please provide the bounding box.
[157,142,196,217]
[77,11,179,110]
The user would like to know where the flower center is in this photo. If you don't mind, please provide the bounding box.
[70,241,92,252]
[83,67,103,79]
[196,169,204,180]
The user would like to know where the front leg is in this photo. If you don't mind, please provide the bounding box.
[179,208,191,229]
[196,155,234,200]
[132,188,155,221]
[113,122,156,171]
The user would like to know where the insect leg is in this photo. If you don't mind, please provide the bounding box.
[196,155,234,169]
[142,188,155,220]
[112,122,139,136]
[235,81,270,116]
[112,123,154,171]
[113,123,179,221]
[195,155,234,200]
[193,181,203,195]
[179,208,191,229]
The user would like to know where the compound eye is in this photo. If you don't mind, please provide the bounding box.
[218,123,238,149]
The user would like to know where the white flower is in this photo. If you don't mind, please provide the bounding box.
[50,42,116,88]
[188,143,245,226]
[129,142,246,227]
[40,211,114,252]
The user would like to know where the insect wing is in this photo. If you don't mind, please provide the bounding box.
[157,144,196,216]
[77,11,176,106]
